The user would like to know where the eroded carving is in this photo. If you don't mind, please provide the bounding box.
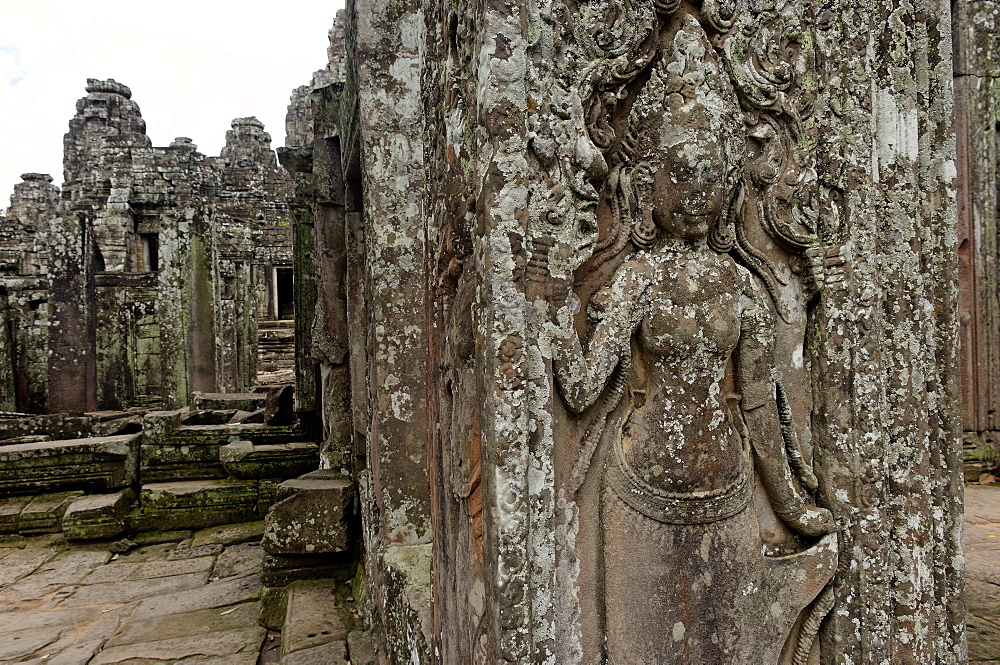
[538,4,840,662]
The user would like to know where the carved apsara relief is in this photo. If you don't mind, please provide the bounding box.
[523,1,846,662]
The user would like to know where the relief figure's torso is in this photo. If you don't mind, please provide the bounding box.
[615,248,747,497]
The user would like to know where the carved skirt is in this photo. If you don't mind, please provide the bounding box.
[602,480,767,665]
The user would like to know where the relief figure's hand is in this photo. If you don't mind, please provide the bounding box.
[801,244,846,296]
[783,505,838,537]
[527,235,571,303]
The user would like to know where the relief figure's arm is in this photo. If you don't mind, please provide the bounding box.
[738,290,837,537]
[550,266,645,414]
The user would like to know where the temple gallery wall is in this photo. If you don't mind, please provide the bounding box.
[0,0,997,663]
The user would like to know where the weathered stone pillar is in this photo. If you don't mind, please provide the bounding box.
[349,1,435,659]
[47,208,98,414]
[0,287,16,411]
[809,1,964,661]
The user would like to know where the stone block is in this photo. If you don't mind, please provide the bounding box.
[192,392,267,412]
[220,440,319,479]
[0,415,96,443]
[258,478,282,517]
[128,480,259,532]
[181,410,239,425]
[19,491,84,533]
[141,425,229,482]
[140,410,183,445]
[0,434,139,495]
[230,409,265,424]
[346,631,381,665]
[280,579,348,659]
[260,585,289,630]
[0,496,31,533]
[141,423,307,482]
[262,471,353,555]
[380,543,431,663]
[0,435,51,445]
[63,491,132,540]
[261,553,356,587]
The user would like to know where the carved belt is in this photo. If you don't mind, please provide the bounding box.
[605,456,753,525]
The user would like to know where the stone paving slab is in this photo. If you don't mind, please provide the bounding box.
[0,533,268,664]
[89,626,265,664]
[967,484,1000,663]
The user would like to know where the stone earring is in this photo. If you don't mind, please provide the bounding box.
[631,207,656,251]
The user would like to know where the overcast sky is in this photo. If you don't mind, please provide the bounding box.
[1,0,343,206]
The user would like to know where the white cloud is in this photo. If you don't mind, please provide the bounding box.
[1,0,344,207]
[0,43,28,86]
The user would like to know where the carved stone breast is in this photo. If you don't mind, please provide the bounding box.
[611,250,748,515]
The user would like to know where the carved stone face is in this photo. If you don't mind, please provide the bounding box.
[626,13,743,242]
[648,115,727,240]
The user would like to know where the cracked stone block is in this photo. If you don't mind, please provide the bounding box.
[280,579,348,659]
[0,434,139,494]
[220,440,319,479]
[262,471,352,555]
[128,480,259,532]
[63,491,132,540]
[19,491,84,534]
[0,496,31,533]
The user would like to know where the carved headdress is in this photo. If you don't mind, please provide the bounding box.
[611,12,746,252]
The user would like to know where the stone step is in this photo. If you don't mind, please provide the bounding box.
[20,491,84,533]
[220,440,319,480]
[191,392,267,412]
[279,580,348,664]
[0,490,124,536]
[63,490,133,540]
[0,434,140,495]
[128,480,261,532]
[259,320,295,330]
[142,414,306,482]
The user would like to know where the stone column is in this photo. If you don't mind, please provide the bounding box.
[810,1,964,661]
[350,1,434,660]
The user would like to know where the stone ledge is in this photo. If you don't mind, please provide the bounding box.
[0,434,139,495]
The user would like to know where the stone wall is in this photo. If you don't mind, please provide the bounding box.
[289,1,965,663]
[955,0,1000,480]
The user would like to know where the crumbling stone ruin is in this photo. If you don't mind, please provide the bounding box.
[2,0,998,663]
[0,79,295,414]
[0,76,332,663]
